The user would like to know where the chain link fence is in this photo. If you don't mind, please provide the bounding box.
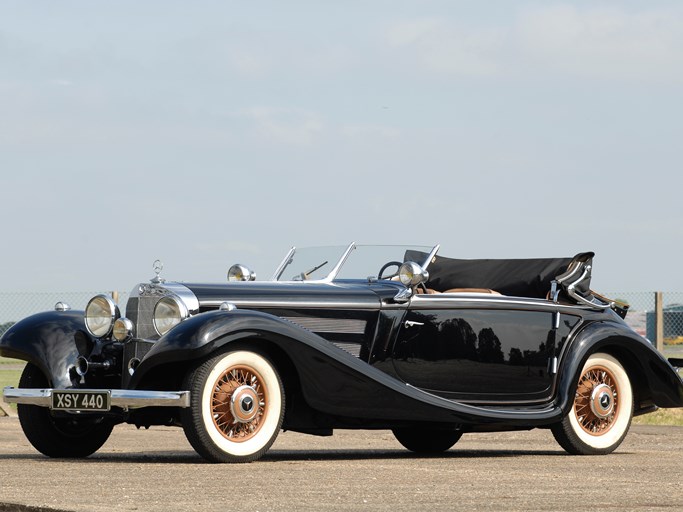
[604,292,654,339]
[0,291,130,337]
[1,290,683,347]
[605,292,683,346]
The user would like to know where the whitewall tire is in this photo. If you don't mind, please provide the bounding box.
[552,353,633,455]
[181,350,285,463]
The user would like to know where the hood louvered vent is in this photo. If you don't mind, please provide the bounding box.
[280,317,366,334]
[280,316,366,357]
[330,342,363,358]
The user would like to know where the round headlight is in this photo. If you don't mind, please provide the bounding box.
[113,317,134,342]
[399,262,429,287]
[228,264,256,282]
[153,295,188,336]
[85,294,119,338]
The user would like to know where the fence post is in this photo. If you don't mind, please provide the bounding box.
[655,291,664,352]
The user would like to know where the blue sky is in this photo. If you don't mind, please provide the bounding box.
[1,1,682,292]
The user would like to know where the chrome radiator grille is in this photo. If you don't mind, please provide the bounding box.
[125,295,160,340]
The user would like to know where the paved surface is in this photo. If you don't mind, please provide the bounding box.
[0,418,682,512]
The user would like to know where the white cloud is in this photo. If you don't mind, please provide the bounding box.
[383,17,503,77]
[241,106,324,146]
[340,124,400,139]
[224,46,271,78]
[516,4,683,82]
[382,4,683,83]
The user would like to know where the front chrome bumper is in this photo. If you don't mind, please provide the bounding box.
[3,387,190,409]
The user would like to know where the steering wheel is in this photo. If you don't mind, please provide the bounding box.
[378,261,402,280]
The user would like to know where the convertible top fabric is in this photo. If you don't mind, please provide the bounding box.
[404,250,594,299]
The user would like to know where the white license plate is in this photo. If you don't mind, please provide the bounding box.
[51,390,111,412]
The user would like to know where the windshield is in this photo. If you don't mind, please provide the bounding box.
[271,244,437,282]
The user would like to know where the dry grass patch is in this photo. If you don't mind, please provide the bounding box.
[633,407,683,426]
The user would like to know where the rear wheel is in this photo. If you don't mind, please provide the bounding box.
[393,427,462,453]
[181,350,285,463]
[17,364,114,458]
[552,353,633,455]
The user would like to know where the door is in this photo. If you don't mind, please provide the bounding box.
[391,296,567,402]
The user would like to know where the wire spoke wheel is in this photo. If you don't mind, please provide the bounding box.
[573,366,619,436]
[552,353,633,455]
[181,350,284,463]
[211,366,267,442]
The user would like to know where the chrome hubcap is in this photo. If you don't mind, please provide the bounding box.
[590,383,614,419]
[230,385,260,423]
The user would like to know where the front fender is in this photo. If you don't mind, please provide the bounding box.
[129,309,338,388]
[0,311,85,388]
[556,320,683,414]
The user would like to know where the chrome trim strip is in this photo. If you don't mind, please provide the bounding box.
[405,383,558,411]
[3,387,191,409]
[555,316,585,372]
[406,294,594,311]
[549,356,558,375]
[201,298,380,310]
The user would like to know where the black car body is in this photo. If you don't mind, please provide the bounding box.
[2,243,682,462]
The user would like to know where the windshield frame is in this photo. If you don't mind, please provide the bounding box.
[270,242,440,283]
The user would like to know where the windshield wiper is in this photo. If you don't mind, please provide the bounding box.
[295,260,328,281]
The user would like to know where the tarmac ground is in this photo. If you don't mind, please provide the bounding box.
[0,417,682,511]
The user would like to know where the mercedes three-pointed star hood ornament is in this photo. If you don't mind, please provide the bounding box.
[151,259,165,283]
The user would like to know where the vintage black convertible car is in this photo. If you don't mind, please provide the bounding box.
[2,243,682,462]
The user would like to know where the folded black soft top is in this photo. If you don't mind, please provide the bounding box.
[405,250,595,299]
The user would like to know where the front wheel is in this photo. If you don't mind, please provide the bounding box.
[552,353,633,455]
[17,364,114,458]
[393,427,462,453]
[181,350,285,463]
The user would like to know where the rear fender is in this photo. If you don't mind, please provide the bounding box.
[0,311,87,387]
[556,320,683,414]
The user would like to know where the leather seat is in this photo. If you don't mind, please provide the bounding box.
[442,288,501,295]
[417,287,500,295]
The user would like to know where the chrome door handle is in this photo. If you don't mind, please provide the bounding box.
[404,320,424,328]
